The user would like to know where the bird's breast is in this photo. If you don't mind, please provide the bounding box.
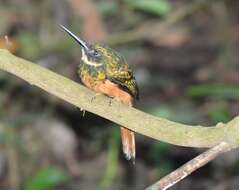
[78,63,106,89]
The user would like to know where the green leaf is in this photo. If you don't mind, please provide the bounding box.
[16,32,40,59]
[97,129,119,190]
[97,1,118,17]
[24,166,68,190]
[148,142,173,177]
[127,0,171,16]
[208,103,230,123]
[187,84,239,99]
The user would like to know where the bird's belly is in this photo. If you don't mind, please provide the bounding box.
[80,74,102,90]
[81,75,132,106]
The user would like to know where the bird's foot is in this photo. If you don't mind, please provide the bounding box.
[90,93,102,103]
[80,108,86,117]
[108,97,115,106]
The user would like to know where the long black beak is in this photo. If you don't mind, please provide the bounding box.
[60,24,89,51]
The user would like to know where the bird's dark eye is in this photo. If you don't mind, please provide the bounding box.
[93,50,100,57]
[87,49,101,59]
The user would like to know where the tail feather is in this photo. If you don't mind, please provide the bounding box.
[120,127,135,162]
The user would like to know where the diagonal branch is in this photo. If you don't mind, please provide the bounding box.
[145,141,231,190]
[0,49,239,149]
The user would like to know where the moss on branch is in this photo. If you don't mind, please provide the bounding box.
[0,49,239,149]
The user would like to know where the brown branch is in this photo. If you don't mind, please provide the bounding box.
[145,142,231,190]
[0,46,238,190]
[0,49,239,149]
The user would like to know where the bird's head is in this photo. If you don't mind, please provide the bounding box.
[60,25,120,67]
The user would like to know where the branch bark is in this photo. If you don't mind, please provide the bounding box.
[0,49,239,149]
[145,142,231,190]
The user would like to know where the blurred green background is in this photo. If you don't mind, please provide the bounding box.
[1,0,239,189]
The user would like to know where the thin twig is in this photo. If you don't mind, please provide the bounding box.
[145,142,231,190]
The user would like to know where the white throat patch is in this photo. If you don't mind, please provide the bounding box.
[81,50,103,67]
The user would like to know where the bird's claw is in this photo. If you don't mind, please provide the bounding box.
[80,108,86,117]
[90,93,102,103]
[108,98,113,106]
[90,96,96,103]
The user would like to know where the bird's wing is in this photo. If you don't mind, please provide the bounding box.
[106,69,139,100]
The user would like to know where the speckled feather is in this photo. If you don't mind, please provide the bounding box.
[78,44,139,100]
[78,43,138,161]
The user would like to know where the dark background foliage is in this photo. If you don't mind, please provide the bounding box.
[0,0,239,189]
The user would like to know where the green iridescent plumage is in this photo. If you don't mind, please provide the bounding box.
[78,44,139,100]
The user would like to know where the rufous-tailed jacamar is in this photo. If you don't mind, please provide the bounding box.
[60,25,139,161]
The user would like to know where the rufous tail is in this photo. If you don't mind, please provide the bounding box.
[96,80,136,161]
[120,127,135,162]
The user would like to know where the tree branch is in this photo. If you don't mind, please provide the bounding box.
[0,49,239,149]
[145,141,231,190]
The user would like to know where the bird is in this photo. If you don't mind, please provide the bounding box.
[60,25,139,162]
